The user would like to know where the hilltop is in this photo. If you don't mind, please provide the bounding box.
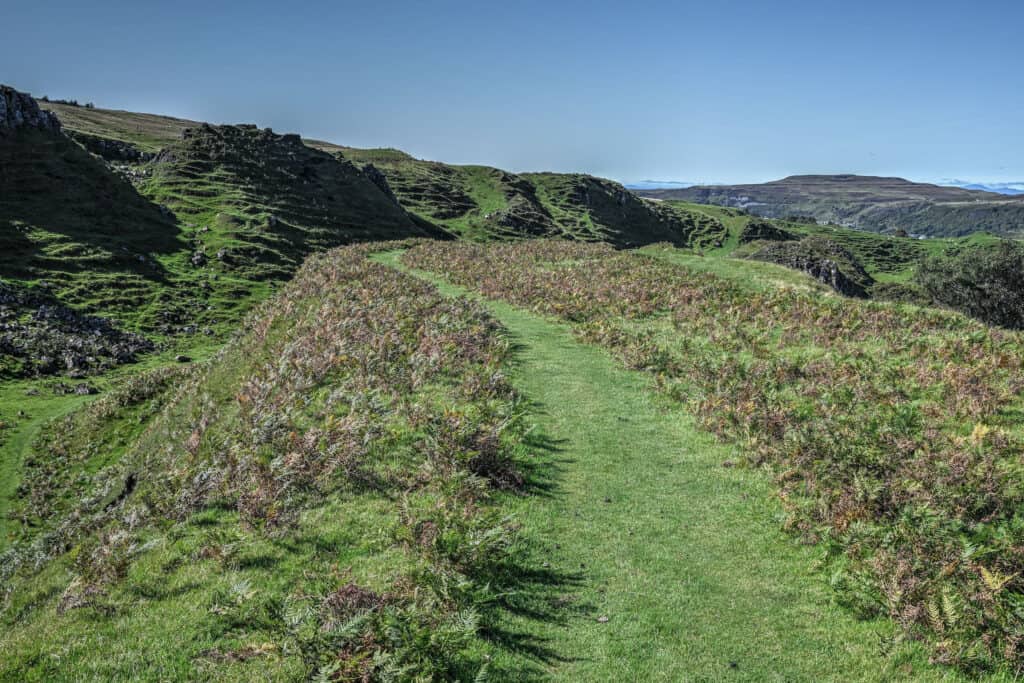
[639,174,1024,237]
[0,89,445,375]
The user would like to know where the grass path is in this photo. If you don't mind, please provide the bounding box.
[0,385,91,547]
[376,251,948,682]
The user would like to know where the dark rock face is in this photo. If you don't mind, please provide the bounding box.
[0,85,61,135]
[0,281,153,377]
[738,219,798,244]
[749,236,875,297]
[361,163,399,203]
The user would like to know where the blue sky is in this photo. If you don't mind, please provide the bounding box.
[4,0,1022,184]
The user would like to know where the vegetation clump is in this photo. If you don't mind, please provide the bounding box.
[404,239,1024,674]
[916,239,1024,329]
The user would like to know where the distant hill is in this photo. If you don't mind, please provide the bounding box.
[337,151,708,247]
[944,181,1024,196]
[638,174,1024,237]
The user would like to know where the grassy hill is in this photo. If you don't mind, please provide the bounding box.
[640,175,1024,237]
[0,91,444,376]
[339,148,711,246]
[45,100,714,248]
[0,244,546,680]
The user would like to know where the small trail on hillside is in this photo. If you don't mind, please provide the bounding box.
[374,251,944,682]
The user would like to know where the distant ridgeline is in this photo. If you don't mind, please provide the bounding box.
[638,174,1024,238]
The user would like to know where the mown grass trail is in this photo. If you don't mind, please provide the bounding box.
[375,251,949,682]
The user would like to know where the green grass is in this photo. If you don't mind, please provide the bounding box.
[660,200,1009,286]
[0,385,90,546]
[376,250,955,681]
[0,336,227,550]
[41,102,199,153]
[638,243,830,293]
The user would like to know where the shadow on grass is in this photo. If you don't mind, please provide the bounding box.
[516,418,570,500]
[476,555,590,679]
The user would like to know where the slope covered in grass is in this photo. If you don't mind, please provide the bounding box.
[40,99,708,248]
[334,149,706,246]
[0,243,545,680]
[381,250,950,681]
[141,123,444,283]
[1,87,448,383]
[404,240,1024,676]
[42,101,199,153]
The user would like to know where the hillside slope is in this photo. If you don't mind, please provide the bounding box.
[0,86,442,378]
[44,100,712,248]
[0,244,542,680]
[640,175,1024,237]
[142,123,444,282]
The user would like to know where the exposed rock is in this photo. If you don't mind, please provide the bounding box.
[748,236,875,297]
[0,85,61,136]
[738,219,799,244]
[65,130,153,162]
[362,163,398,202]
[0,281,153,377]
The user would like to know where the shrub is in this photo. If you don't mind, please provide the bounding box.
[917,240,1024,328]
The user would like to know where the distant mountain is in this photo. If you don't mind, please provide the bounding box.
[637,174,1024,237]
[624,180,694,190]
[944,180,1024,196]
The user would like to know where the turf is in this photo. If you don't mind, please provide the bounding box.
[376,250,954,681]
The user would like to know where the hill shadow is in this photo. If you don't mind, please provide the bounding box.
[0,130,183,286]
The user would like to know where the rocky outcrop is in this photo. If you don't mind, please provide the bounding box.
[0,281,154,377]
[749,236,875,297]
[0,85,61,136]
[361,162,399,202]
[65,129,152,162]
[738,219,798,244]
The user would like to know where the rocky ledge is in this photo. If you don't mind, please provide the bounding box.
[0,85,61,135]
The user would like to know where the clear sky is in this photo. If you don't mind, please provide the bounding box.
[4,0,1022,184]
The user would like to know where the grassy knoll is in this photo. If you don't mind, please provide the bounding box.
[0,245,544,681]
